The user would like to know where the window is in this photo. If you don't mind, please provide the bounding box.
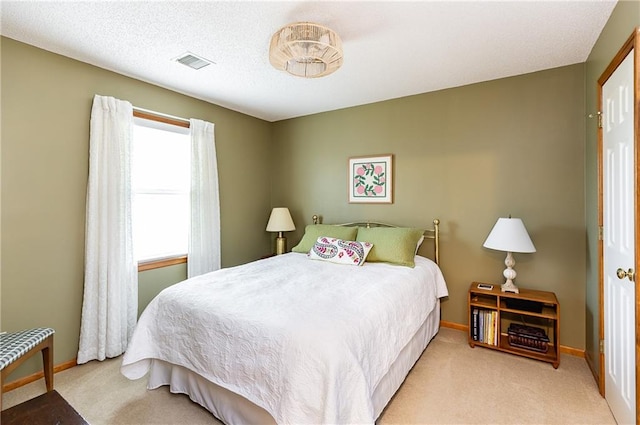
[132,116,190,267]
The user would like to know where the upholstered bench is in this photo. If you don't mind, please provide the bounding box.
[0,327,55,410]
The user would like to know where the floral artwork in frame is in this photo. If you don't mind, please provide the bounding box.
[348,154,393,203]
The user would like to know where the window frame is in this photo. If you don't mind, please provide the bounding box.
[132,110,190,272]
[138,255,187,272]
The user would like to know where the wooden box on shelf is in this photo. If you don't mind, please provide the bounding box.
[467,282,560,368]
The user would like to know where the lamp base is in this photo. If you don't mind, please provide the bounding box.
[501,252,519,293]
[275,236,287,255]
[501,280,520,294]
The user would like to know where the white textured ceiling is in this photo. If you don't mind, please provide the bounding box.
[1,1,617,122]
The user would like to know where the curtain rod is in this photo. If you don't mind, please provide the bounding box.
[132,106,190,127]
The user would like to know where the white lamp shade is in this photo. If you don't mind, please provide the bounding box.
[483,217,536,253]
[266,207,296,232]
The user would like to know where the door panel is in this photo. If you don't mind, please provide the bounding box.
[603,49,636,425]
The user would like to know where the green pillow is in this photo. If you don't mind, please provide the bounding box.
[291,225,358,253]
[356,227,425,267]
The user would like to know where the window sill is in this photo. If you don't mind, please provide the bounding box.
[138,255,187,272]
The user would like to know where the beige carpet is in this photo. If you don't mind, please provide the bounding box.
[2,328,615,424]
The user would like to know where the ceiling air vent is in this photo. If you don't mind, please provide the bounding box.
[173,52,213,70]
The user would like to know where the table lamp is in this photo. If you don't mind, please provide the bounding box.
[482,216,536,293]
[266,207,296,255]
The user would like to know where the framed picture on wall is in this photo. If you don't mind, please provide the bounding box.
[348,154,393,203]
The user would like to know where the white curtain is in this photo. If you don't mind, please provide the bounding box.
[77,95,138,364]
[188,119,221,277]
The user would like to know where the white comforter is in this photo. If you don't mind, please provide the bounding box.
[121,253,448,424]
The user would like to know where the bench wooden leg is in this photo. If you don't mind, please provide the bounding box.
[41,335,54,392]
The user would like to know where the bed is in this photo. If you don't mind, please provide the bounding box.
[121,217,448,424]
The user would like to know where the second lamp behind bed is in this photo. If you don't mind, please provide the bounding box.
[266,207,296,255]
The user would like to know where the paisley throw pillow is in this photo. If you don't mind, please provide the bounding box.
[308,237,373,266]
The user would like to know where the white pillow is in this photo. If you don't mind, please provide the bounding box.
[415,235,425,254]
[308,237,374,266]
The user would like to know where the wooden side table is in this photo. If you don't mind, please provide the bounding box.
[468,282,560,368]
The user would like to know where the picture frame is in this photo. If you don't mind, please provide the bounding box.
[348,154,393,203]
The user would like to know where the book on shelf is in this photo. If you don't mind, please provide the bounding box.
[491,311,494,345]
[488,310,496,345]
[479,309,484,342]
[472,308,479,341]
[507,323,549,353]
[484,310,490,344]
[470,308,498,346]
[492,311,498,346]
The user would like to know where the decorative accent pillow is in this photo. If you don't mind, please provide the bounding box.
[291,225,358,253]
[308,237,373,266]
[356,226,425,267]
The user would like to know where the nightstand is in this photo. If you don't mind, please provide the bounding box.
[468,282,560,368]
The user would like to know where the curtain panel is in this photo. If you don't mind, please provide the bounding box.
[188,119,221,277]
[77,95,138,364]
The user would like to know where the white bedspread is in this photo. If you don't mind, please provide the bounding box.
[121,253,448,424]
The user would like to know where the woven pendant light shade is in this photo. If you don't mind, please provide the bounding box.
[269,22,343,78]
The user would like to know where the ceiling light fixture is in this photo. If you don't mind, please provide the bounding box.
[269,22,343,78]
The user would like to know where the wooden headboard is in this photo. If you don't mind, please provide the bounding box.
[311,215,440,265]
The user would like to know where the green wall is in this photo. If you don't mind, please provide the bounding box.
[272,63,587,349]
[1,37,273,380]
[584,1,640,377]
